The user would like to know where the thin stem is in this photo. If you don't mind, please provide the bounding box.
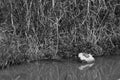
[9,0,16,35]
[52,0,55,8]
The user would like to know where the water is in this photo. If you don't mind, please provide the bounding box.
[0,56,120,80]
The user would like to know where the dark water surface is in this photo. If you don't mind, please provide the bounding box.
[0,56,120,80]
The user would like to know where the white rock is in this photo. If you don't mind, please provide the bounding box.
[78,53,95,63]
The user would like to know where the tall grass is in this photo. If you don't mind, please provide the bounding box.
[0,0,120,67]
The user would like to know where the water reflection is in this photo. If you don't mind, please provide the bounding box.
[0,56,120,80]
[78,63,94,70]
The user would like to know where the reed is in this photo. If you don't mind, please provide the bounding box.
[0,0,120,68]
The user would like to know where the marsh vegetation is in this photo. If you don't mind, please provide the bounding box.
[0,0,120,68]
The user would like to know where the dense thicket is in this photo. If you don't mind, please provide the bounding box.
[0,0,120,67]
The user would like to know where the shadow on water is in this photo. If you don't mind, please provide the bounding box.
[0,56,120,80]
